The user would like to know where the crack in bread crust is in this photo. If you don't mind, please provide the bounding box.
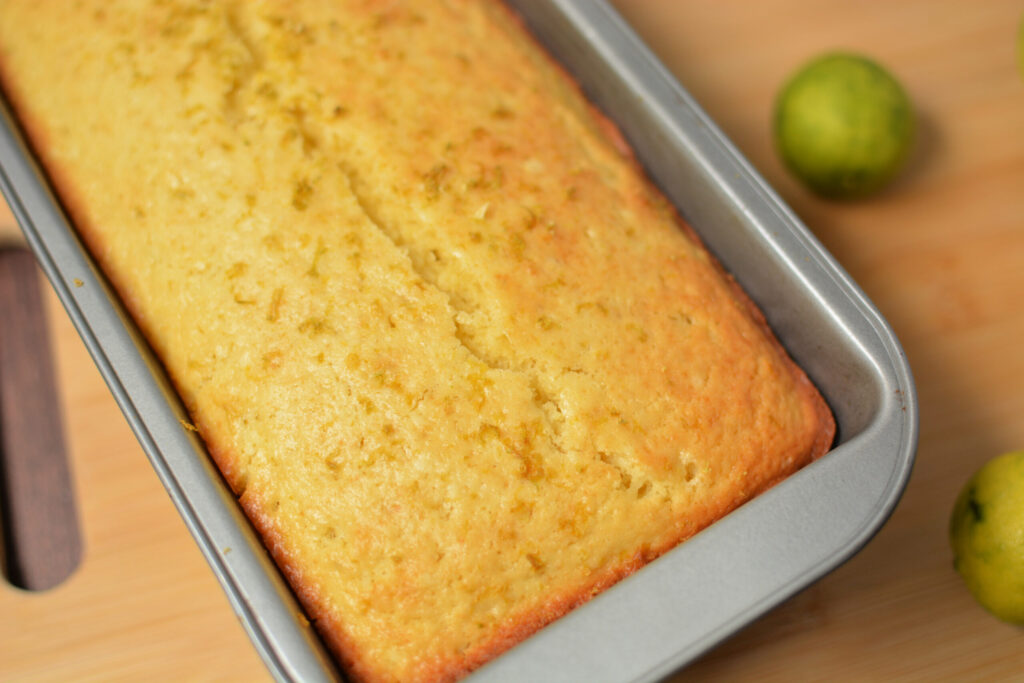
[0,1,835,681]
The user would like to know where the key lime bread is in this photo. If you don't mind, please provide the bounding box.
[0,1,834,681]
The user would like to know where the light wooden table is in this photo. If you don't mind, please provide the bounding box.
[2,1,1022,680]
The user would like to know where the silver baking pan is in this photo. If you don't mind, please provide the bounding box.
[0,1,917,681]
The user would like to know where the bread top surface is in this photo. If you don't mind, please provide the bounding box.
[0,2,832,681]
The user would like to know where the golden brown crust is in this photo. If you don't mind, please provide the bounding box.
[239,486,380,682]
[492,0,834,472]
[0,2,834,682]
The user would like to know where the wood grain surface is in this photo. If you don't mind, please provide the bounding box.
[1,1,1022,680]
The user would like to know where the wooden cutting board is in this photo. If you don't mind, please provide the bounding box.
[2,1,1022,680]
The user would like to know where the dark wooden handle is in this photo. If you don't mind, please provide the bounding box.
[0,247,81,590]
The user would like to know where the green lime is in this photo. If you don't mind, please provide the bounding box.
[950,450,1024,624]
[774,52,915,199]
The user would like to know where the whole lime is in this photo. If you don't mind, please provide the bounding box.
[950,450,1024,624]
[774,52,915,199]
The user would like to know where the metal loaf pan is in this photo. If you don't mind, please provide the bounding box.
[0,1,917,681]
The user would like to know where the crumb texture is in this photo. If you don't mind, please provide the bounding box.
[0,2,832,682]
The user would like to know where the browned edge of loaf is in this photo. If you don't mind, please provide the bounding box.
[244,3,836,681]
[0,2,836,681]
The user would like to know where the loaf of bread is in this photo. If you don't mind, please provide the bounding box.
[0,2,834,681]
